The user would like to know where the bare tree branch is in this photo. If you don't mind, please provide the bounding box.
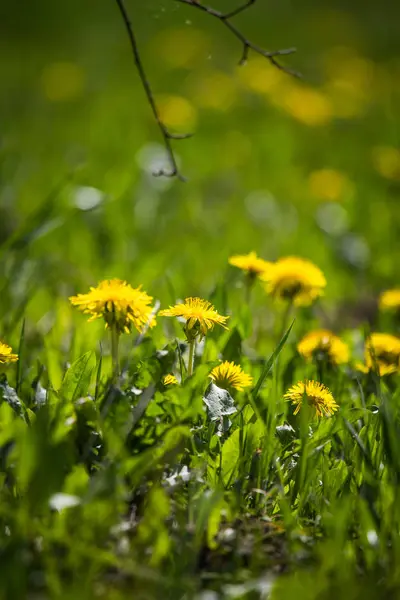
[224,0,256,20]
[114,0,299,182]
[175,0,300,76]
[115,0,190,181]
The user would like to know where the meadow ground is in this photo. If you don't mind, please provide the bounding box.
[1,1,400,598]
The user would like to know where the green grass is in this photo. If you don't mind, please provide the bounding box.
[1,283,400,599]
[2,0,400,597]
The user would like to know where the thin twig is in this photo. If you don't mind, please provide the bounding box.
[175,0,300,76]
[114,0,299,182]
[224,0,256,20]
[114,0,190,181]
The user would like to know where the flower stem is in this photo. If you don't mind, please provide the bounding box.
[187,339,196,378]
[317,359,325,384]
[110,326,120,380]
[277,300,294,344]
[245,274,254,305]
[275,301,294,388]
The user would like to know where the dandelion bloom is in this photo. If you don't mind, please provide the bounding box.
[262,257,326,306]
[159,297,229,341]
[229,251,272,278]
[163,374,178,386]
[361,333,400,376]
[284,380,338,417]
[69,279,155,335]
[297,330,349,365]
[0,341,18,364]
[280,84,332,127]
[210,361,253,391]
[308,168,351,202]
[379,289,400,312]
[354,362,368,374]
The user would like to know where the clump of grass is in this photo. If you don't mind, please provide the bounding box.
[0,253,400,600]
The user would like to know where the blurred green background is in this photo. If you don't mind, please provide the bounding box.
[1,0,399,338]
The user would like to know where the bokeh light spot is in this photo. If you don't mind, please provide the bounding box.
[155,27,209,69]
[73,186,104,211]
[157,95,198,131]
[237,57,285,96]
[279,84,333,126]
[308,168,352,201]
[41,62,85,102]
[190,70,236,111]
[316,202,349,236]
[371,146,400,181]
[323,47,375,118]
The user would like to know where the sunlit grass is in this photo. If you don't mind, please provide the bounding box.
[0,248,400,599]
[2,2,400,597]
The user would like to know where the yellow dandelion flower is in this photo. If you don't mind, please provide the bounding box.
[0,341,18,364]
[210,361,253,392]
[308,168,352,202]
[323,50,374,119]
[69,279,155,335]
[159,297,229,341]
[284,380,338,417]
[229,251,272,278]
[297,330,349,365]
[371,146,400,181]
[261,257,326,306]
[354,361,369,374]
[379,289,400,312]
[41,61,85,102]
[157,94,197,131]
[355,361,396,377]
[237,56,285,95]
[364,333,400,376]
[163,374,178,386]
[279,84,333,126]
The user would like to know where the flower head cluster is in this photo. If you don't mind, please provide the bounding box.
[69,279,155,335]
[285,380,338,417]
[357,333,400,376]
[210,361,253,391]
[229,251,272,279]
[262,256,326,306]
[0,341,18,364]
[379,289,400,312]
[159,297,229,341]
[163,374,179,386]
[297,329,349,365]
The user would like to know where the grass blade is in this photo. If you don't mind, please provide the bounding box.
[15,318,25,395]
[251,319,295,400]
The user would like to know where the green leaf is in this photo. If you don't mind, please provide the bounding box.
[132,384,156,427]
[136,486,171,566]
[192,489,224,548]
[221,428,241,485]
[207,496,229,549]
[61,351,97,402]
